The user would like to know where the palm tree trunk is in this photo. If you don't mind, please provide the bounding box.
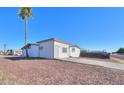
[4,44,6,55]
[25,19,29,58]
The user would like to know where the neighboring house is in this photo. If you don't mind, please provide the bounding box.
[0,51,4,55]
[21,38,81,59]
[14,50,22,56]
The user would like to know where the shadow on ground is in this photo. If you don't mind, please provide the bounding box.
[3,56,49,61]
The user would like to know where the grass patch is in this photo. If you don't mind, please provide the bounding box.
[110,57,124,64]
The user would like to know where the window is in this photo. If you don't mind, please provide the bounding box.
[72,48,75,52]
[62,48,67,53]
[39,46,43,50]
[28,46,31,49]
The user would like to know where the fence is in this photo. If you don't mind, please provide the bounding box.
[80,51,110,59]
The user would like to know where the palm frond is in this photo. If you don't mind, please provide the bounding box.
[18,7,32,20]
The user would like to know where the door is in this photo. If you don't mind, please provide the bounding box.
[54,45,60,58]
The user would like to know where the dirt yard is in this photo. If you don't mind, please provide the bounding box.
[0,55,124,85]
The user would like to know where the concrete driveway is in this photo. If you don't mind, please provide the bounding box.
[61,57,124,70]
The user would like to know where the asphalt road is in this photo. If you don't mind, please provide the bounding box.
[111,54,124,61]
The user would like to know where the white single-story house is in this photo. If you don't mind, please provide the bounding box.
[21,38,81,59]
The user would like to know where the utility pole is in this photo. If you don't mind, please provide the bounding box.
[4,44,6,55]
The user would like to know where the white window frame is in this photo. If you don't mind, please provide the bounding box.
[72,47,75,52]
[39,46,43,50]
[62,48,67,53]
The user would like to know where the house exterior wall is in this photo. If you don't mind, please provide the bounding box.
[22,45,39,57]
[28,45,39,57]
[39,40,54,58]
[54,41,70,58]
[21,39,80,59]
[69,47,80,57]
[22,49,26,57]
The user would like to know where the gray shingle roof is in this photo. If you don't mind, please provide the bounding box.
[22,38,80,49]
[21,43,38,49]
[37,38,71,45]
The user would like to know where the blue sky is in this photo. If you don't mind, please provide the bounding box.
[0,7,124,52]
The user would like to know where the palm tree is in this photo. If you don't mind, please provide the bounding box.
[18,7,32,58]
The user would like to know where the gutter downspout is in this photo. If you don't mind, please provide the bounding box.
[69,46,70,58]
[53,40,54,59]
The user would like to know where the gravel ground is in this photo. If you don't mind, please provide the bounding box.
[0,56,124,85]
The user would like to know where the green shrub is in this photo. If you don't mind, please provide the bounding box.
[116,48,124,53]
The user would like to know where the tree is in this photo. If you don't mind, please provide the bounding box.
[6,49,14,55]
[18,7,32,58]
[116,48,124,53]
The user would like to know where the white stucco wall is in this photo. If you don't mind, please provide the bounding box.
[39,40,54,58]
[54,41,69,58]
[22,45,39,57]
[22,49,26,57]
[28,45,39,57]
[69,47,80,57]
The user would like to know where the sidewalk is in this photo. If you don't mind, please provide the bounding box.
[62,58,124,70]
